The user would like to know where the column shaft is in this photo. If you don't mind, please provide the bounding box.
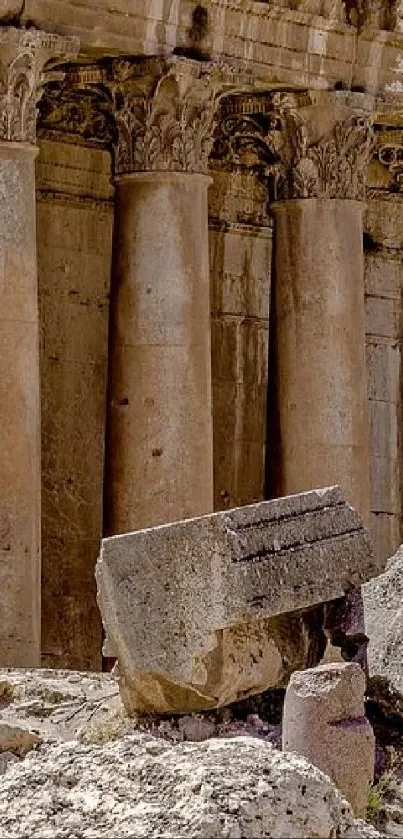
[0,144,40,665]
[272,198,370,523]
[105,171,214,534]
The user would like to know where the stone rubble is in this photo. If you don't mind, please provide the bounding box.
[0,728,383,839]
[363,544,403,696]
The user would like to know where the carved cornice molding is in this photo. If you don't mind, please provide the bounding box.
[265,91,375,201]
[0,28,79,144]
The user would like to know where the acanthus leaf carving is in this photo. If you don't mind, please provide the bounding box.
[107,57,251,176]
[265,92,374,201]
[0,28,78,144]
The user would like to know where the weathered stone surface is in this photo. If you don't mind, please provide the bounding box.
[271,198,370,525]
[0,727,382,839]
[14,0,403,96]
[282,663,375,817]
[363,544,403,695]
[0,724,40,757]
[36,139,114,671]
[104,171,214,536]
[96,485,379,714]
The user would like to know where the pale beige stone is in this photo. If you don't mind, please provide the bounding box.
[0,724,40,757]
[96,486,379,714]
[272,199,370,525]
[18,0,403,96]
[36,139,114,670]
[282,663,375,817]
[209,223,272,510]
[105,171,214,535]
[363,543,403,695]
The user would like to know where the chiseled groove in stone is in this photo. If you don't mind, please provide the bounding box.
[232,527,364,563]
[227,498,347,530]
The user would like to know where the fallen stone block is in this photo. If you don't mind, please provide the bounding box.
[282,662,375,818]
[96,486,380,714]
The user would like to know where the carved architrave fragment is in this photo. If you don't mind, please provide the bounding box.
[209,92,279,226]
[375,127,403,191]
[0,28,79,144]
[265,91,374,201]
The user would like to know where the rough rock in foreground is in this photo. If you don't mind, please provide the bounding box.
[0,732,381,839]
[364,544,403,695]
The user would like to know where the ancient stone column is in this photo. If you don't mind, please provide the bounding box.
[0,28,78,667]
[268,92,374,526]
[104,58,223,534]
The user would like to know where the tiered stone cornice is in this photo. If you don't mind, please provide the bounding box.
[0,28,79,144]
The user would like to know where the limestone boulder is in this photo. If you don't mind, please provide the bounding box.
[96,486,379,714]
[363,543,403,695]
[0,732,382,838]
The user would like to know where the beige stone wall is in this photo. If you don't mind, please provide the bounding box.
[2,1,402,95]
[209,170,272,510]
[364,194,403,563]
[36,138,114,670]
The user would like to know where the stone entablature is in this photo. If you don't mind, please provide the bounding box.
[1,1,402,96]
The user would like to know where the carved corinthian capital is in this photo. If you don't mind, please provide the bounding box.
[266,91,375,202]
[106,56,247,176]
[0,28,79,144]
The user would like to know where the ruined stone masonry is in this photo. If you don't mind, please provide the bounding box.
[0,0,402,670]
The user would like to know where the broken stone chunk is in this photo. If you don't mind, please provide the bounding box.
[96,486,380,714]
[0,723,41,757]
[282,662,375,818]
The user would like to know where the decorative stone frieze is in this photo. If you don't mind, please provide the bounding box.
[209,93,278,226]
[375,128,403,190]
[265,91,374,201]
[38,83,115,148]
[0,28,78,144]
